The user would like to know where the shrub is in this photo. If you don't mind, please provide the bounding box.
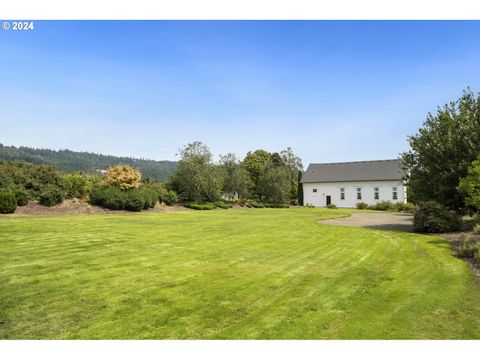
[0,191,17,214]
[91,186,157,211]
[263,203,289,208]
[474,224,480,234]
[474,251,480,265]
[370,200,395,211]
[413,201,462,233]
[184,202,216,210]
[458,235,479,258]
[103,165,141,190]
[396,202,417,213]
[246,200,265,208]
[304,203,315,208]
[14,190,29,206]
[125,194,145,212]
[356,202,368,210]
[135,187,157,209]
[62,173,95,199]
[0,162,63,200]
[326,203,337,209]
[214,201,232,209]
[157,187,178,206]
[39,186,64,207]
[90,185,127,210]
[237,198,247,207]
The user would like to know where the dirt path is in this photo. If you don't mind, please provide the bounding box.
[320,212,414,232]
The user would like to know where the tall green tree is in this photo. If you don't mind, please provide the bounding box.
[170,142,223,202]
[242,149,272,195]
[219,153,250,200]
[402,89,480,210]
[257,162,291,204]
[280,147,304,203]
[458,156,480,211]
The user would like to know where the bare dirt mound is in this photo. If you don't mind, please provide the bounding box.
[1,199,191,217]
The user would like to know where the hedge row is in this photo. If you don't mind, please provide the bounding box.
[90,186,158,211]
[245,200,289,208]
[355,201,416,212]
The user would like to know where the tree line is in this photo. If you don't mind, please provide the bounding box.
[168,142,303,206]
[0,143,303,213]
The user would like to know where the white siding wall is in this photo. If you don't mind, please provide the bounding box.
[303,180,406,208]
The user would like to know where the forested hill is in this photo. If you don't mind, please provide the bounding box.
[0,143,177,181]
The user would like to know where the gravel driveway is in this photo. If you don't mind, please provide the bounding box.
[320,212,414,232]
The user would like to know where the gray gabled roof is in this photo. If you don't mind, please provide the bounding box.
[301,159,405,183]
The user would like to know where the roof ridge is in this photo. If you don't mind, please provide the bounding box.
[308,159,400,166]
[301,159,404,183]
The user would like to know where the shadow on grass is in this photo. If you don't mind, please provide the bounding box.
[363,224,414,232]
[426,238,451,249]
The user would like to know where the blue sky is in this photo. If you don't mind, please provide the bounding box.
[1,21,480,166]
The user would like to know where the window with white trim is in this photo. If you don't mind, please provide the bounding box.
[313,188,317,193]
[374,187,379,200]
[340,188,345,200]
[392,187,398,200]
[356,187,362,200]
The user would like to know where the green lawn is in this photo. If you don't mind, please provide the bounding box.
[1,208,480,339]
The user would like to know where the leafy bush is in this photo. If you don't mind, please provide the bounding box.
[245,200,288,208]
[157,186,178,206]
[91,185,157,211]
[213,201,232,209]
[39,186,65,207]
[474,224,480,234]
[246,200,265,208]
[184,202,216,210]
[103,165,142,190]
[14,190,29,206]
[137,187,158,209]
[91,186,126,210]
[356,202,368,210]
[369,200,395,211]
[62,173,96,199]
[458,235,479,258]
[125,195,145,212]
[393,202,416,213]
[304,203,315,208]
[326,204,337,209]
[0,191,17,214]
[263,203,289,208]
[237,198,247,207]
[474,251,480,265]
[413,201,462,233]
[0,161,63,200]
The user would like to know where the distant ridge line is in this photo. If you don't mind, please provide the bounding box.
[0,143,177,181]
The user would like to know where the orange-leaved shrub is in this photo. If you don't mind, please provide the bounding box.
[102,165,141,190]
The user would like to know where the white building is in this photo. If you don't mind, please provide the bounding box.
[301,159,407,208]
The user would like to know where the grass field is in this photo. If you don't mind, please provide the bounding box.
[1,208,480,339]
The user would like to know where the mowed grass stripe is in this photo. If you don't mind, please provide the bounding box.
[1,208,480,339]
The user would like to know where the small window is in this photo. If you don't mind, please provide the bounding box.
[374,187,379,200]
[313,188,317,193]
[392,187,398,200]
[340,188,345,200]
[356,187,362,200]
